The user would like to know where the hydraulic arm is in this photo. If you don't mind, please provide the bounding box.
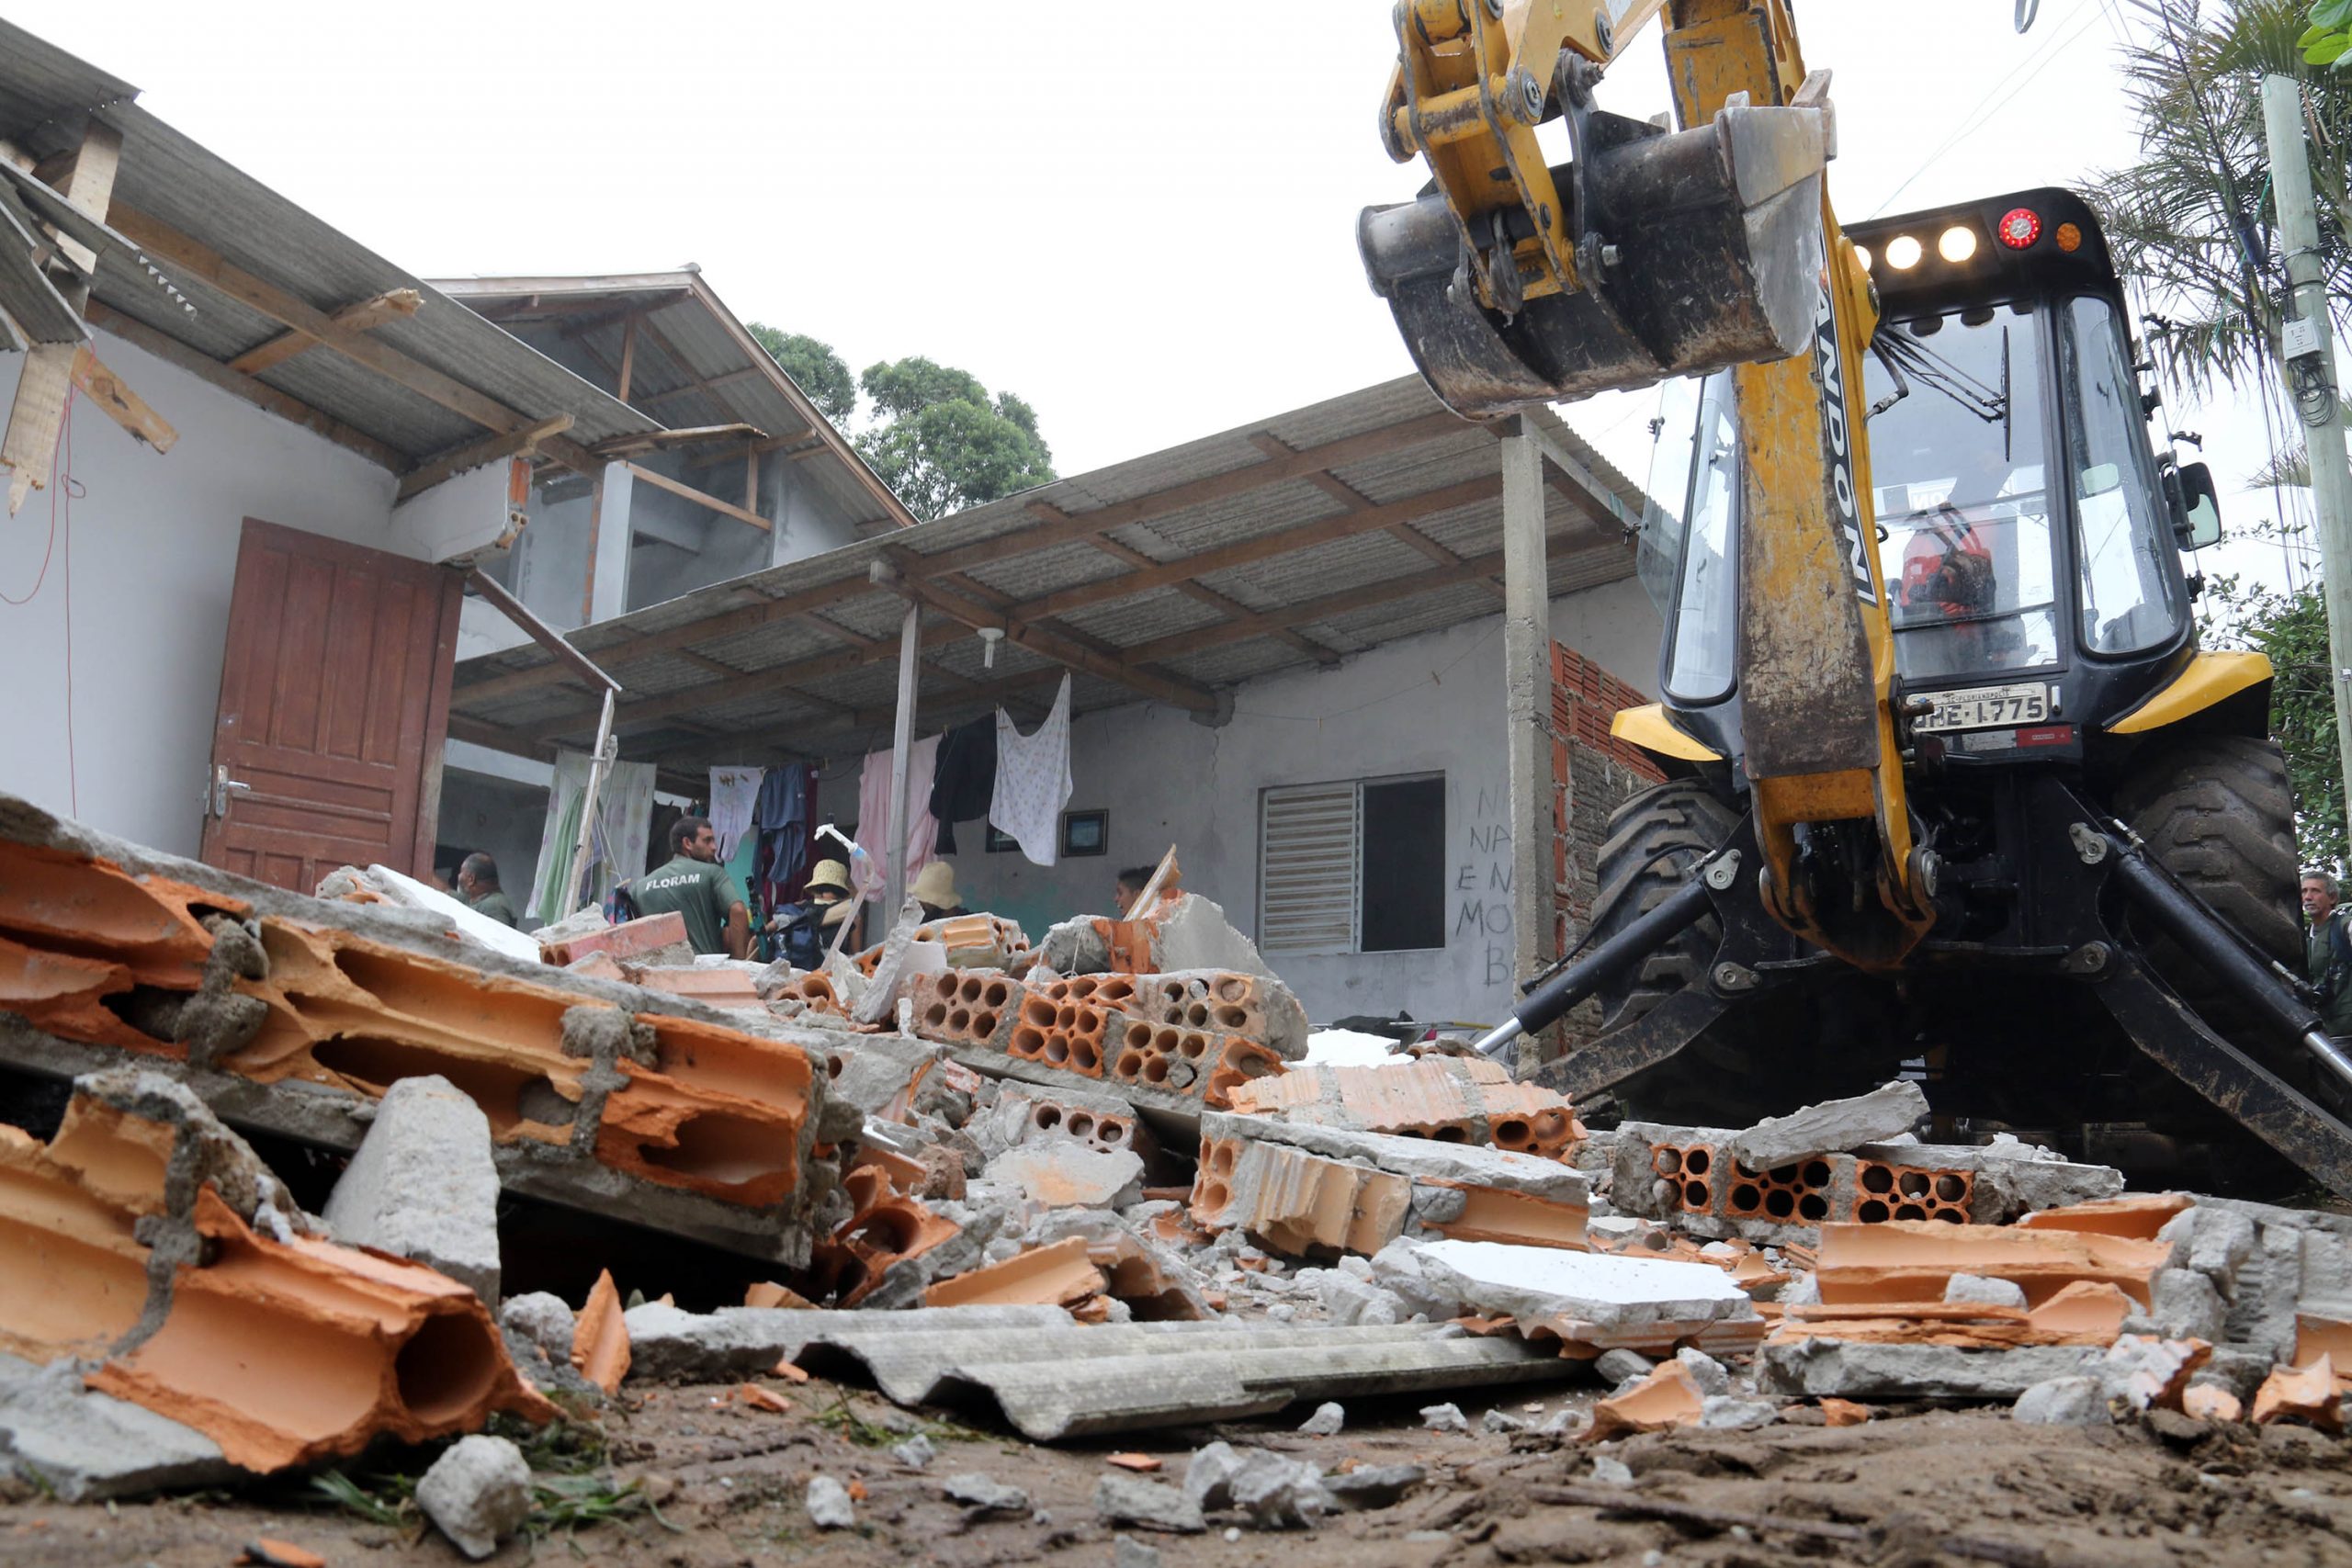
[1362,0,1934,973]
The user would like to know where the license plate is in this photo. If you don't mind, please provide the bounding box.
[1915,682,2050,733]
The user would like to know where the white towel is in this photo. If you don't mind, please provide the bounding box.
[707,765,764,861]
[989,674,1072,867]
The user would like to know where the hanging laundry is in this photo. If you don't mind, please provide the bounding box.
[750,763,813,918]
[855,735,941,895]
[927,714,998,854]
[989,673,1071,867]
[707,765,764,862]
[527,750,656,926]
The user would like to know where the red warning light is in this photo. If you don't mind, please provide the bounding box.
[1996,208,2042,250]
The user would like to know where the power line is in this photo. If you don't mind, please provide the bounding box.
[1870,1,2109,217]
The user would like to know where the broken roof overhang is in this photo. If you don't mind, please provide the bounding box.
[0,19,658,479]
[430,270,917,537]
[446,376,1647,773]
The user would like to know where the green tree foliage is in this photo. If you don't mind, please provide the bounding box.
[2303,0,2352,62]
[2200,549,2349,870]
[742,335,1057,521]
[854,355,1056,521]
[2092,1,2352,397]
[746,323,857,425]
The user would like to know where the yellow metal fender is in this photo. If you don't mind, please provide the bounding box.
[1611,703,1722,762]
[2107,649,2275,735]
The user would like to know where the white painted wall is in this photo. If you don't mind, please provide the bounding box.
[0,329,410,859]
[815,573,1664,1028]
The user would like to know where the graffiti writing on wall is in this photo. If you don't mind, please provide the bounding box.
[1455,784,1514,987]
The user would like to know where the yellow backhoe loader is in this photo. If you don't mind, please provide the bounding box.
[1361,0,2351,1192]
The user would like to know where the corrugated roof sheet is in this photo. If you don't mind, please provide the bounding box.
[0,20,657,468]
[448,376,1646,771]
[622,1302,1579,1440]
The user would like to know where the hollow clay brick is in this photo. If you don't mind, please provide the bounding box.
[571,1269,630,1394]
[1815,1221,2170,1310]
[537,911,691,967]
[2015,1193,2194,1240]
[630,966,763,1010]
[85,1187,557,1472]
[2254,1355,2342,1428]
[923,1236,1104,1308]
[1227,1058,1582,1159]
[1586,1360,1704,1440]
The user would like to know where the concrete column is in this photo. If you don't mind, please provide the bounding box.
[1498,420,1557,1038]
[882,602,922,916]
[585,462,634,624]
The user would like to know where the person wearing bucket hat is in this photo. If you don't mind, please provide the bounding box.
[770,858,854,969]
[911,861,967,921]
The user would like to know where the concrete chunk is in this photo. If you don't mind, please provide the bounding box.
[807,1473,857,1529]
[322,1075,502,1306]
[2012,1376,2109,1426]
[944,1472,1030,1513]
[416,1435,533,1561]
[1096,1472,1206,1534]
[1758,1338,2099,1400]
[1945,1274,2029,1311]
[985,1142,1146,1209]
[1728,1080,1928,1168]
[0,1352,236,1501]
[1296,1401,1345,1436]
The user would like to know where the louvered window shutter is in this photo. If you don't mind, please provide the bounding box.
[1259,782,1360,953]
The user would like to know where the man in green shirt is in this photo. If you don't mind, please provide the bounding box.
[633,817,751,959]
[456,852,522,929]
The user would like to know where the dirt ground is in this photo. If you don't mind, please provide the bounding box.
[5,1369,2351,1568]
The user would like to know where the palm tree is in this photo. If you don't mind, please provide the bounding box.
[2093,0,2352,399]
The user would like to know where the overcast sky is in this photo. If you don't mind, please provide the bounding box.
[13,0,2320,589]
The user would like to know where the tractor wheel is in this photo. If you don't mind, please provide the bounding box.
[1585,782,1774,1126]
[2110,733,2314,1183]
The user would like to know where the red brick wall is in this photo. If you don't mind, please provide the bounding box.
[1534,642,1667,1062]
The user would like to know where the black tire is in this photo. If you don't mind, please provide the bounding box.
[1589,781,1738,1034]
[2113,733,2303,976]
[2109,733,2316,1183]
[1585,782,1779,1125]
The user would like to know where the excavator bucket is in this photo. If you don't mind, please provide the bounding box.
[1358,100,1832,421]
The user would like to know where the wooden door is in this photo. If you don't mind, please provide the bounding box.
[198,519,463,892]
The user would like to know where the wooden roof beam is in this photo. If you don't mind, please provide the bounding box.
[1252,431,1498,598]
[107,205,609,478]
[398,413,574,502]
[86,300,401,470]
[228,288,422,377]
[868,558,1217,715]
[900,408,1473,583]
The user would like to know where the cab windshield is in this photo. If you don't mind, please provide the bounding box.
[1862,304,2058,681]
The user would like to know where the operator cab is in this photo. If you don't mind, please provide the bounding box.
[1639,188,2224,770]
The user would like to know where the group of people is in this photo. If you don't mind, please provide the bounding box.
[444,825,1170,971]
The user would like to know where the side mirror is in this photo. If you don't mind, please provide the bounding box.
[2173,459,2222,550]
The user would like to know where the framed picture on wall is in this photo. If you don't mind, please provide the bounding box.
[1061,809,1108,858]
[985,825,1019,853]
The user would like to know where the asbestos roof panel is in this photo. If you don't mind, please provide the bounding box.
[622,1303,1577,1441]
[0,20,136,141]
[447,377,1651,759]
[68,105,659,460]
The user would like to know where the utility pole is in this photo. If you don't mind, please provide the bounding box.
[2265,73,2352,842]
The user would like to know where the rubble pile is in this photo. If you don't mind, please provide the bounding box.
[3,793,2352,1553]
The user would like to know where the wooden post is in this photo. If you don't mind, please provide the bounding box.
[1498,418,1556,1061]
[882,601,922,917]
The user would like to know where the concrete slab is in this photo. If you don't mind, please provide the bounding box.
[1727,1081,1927,1169]
[1381,1239,1756,1333]
[0,1351,237,1501]
[1757,1338,2099,1399]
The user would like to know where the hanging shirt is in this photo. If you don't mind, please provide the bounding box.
[989,673,1072,867]
[751,763,812,916]
[707,766,764,862]
[855,735,941,894]
[928,715,999,855]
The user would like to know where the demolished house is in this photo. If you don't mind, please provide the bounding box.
[6,17,2352,1567]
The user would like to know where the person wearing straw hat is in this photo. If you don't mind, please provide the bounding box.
[911,861,968,922]
[771,859,854,969]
